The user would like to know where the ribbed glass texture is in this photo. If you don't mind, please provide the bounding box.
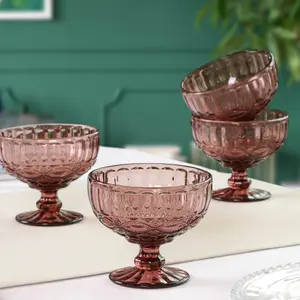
[0,123,99,226]
[191,110,288,202]
[191,110,288,170]
[0,124,99,187]
[182,50,278,121]
[88,163,212,288]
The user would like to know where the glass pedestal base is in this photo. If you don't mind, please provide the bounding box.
[15,209,83,226]
[213,187,271,202]
[109,266,190,289]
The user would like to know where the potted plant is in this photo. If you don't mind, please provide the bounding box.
[196,0,300,82]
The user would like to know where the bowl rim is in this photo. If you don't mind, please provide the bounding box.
[181,49,276,96]
[88,163,212,190]
[191,109,289,126]
[0,123,99,142]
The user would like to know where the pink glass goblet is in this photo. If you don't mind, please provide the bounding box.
[181,49,278,121]
[191,110,288,202]
[88,163,212,289]
[0,124,99,226]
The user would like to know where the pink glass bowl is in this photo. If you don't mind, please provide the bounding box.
[0,123,99,226]
[181,49,278,121]
[88,163,212,289]
[191,110,288,202]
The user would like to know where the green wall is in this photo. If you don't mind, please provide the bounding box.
[0,0,298,182]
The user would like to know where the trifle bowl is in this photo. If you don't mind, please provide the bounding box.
[191,110,288,202]
[88,163,212,288]
[181,49,278,121]
[0,123,99,226]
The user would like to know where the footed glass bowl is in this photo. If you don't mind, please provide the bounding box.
[88,163,212,289]
[182,49,278,121]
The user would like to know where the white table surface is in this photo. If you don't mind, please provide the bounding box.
[0,146,296,299]
[2,245,299,300]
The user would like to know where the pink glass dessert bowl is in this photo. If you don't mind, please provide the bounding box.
[88,163,212,289]
[191,110,288,202]
[0,123,99,226]
[181,49,278,121]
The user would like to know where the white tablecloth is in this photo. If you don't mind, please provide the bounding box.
[0,146,297,299]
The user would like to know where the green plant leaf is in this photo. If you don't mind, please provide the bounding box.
[268,9,281,22]
[238,13,259,23]
[245,28,261,49]
[286,44,300,81]
[217,0,227,19]
[272,27,297,40]
[10,0,26,8]
[236,3,259,23]
[214,34,245,56]
[194,0,300,83]
[289,0,300,20]
[219,23,238,47]
[210,9,220,28]
[267,32,281,65]
[261,0,276,10]
[195,2,214,28]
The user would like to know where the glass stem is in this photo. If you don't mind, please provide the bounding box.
[36,190,62,213]
[134,245,165,271]
[228,170,251,190]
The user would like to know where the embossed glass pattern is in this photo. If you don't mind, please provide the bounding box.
[0,123,99,226]
[88,163,212,289]
[231,262,300,300]
[191,110,288,202]
[181,49,278,121]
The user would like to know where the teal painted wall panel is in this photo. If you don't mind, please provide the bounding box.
[0,0,220,49]
[0,0,217,158]
[0,0,297,183]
